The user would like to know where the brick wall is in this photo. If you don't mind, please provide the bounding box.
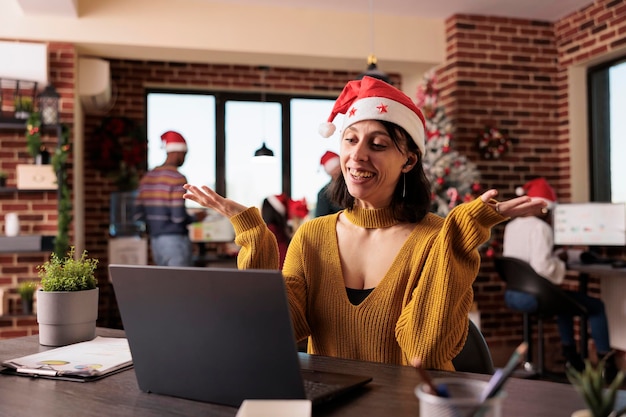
[0,42,76,337]
[439,0,626,357]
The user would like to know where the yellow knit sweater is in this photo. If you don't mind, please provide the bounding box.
[231,198,504,371]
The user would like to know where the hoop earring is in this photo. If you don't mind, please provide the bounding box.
[402,173,406,198]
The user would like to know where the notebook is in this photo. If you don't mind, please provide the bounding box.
[108,264,372,407]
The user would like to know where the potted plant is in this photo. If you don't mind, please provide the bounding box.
[14,96,34,119]
[36,246,99,346]
[566,352,626,417]
[0,171,7,187]
[17,281,37,315]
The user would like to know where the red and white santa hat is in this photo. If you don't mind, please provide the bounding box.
[516,177,557,208]
[319,151,340,175]
[161,130,188,153]
[266,193,288,217]
[318,76,426,154]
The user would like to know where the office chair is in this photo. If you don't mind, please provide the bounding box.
[494,256,588,376]
[452,319,495,374]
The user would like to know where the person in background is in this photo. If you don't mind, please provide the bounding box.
[502,177,614,375]
[183,76,544,370]
[315,151,342,217]
[134,130,206,266]
[261,194,291,268]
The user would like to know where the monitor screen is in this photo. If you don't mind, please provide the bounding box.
[553,203,626,246]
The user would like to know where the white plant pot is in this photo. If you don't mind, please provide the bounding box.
[36,288,99,346]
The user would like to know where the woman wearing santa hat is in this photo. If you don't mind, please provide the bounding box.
[184,76,544,370]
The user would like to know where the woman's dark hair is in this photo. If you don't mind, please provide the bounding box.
[328,120,432,223]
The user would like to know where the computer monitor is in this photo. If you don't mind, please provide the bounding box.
[553,203,626,246]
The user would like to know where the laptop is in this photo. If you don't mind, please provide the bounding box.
[108,264,372,407]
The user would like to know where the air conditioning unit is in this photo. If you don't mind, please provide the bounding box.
[78,58,114,114]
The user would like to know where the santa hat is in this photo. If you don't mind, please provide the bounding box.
[318,76,426,154]
[320,151,340,175]
[515,177,557,208]
[161,130,188,153]
[266,194,288,217]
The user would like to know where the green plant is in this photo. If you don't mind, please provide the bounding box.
[52,124,72,257]
[17,281,38,301]
[25,112,42,159]
[15,96,34,113]
[566,354,626,417]
[37,246,98,292]
[0,171,7,179]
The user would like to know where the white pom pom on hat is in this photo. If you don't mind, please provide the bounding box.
[318,76,426,155]
[318,122,336,138]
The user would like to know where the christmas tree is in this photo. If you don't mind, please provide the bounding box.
[415,70,482,217]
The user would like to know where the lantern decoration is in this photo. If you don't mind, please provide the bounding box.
[37,84,60,125]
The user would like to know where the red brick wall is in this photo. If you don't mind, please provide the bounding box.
[0,42,76,337]
[439,0,625,356]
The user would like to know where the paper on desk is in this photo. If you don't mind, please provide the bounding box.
[235,400,312,417]
[1,336,132,378]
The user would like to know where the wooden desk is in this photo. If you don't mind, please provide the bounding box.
[0,328,624,417]
[569,262,626,351]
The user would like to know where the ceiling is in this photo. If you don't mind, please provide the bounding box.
[16,0,593,22]
[219,0,593,22]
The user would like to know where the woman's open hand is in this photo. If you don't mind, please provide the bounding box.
[183,184,248,219]
[480,189,547,218]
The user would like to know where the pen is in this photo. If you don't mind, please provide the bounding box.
[480,342,528,401]
[411,357,449,397]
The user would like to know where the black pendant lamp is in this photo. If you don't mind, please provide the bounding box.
[253,66,275,158]
[254,142,274,157]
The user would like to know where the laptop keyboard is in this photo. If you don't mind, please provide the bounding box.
[303,379,344,400]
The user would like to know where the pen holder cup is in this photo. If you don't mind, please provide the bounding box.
[415,378,504,417]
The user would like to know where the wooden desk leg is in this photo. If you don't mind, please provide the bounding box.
[579,273,589,359]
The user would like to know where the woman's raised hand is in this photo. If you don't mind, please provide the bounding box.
[480,189,547,218]
[183,184,248,219]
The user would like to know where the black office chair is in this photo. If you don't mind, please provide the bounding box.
[452,319,495,374]
[494,256,588,376]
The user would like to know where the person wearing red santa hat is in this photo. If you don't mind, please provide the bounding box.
[261,194,310,268]
[261,194,291,268]
[503,177,614,376]
[134,130,206,266]
[183,76,545,370]
[314,151,342,217]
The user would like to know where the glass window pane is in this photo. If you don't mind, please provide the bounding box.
[610,62,626,203]
[290,98,342,214]
[146,93,216,210]
[225,100,282,208]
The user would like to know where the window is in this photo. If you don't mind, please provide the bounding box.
[146,90,342,213]
[587,58,626,203]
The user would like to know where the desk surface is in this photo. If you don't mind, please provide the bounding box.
[0,328,624,417]
[568,262,626,278]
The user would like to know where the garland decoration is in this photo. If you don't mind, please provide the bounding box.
[51,124,72,258]
[26,112,42,158]
[477,126,512,160]
[25,113,72,257]
[91,116,146,191]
